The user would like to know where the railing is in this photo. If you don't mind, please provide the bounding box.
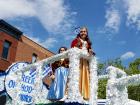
[12,47,98,105]
[3,47,140,105]
[99,66,140,105]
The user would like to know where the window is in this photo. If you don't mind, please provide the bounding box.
[32,53,37,63]
[2,40,11,59]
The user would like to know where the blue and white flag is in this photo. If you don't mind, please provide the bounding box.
[42,64,52,78]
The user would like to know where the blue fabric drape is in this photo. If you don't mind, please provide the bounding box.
[47,67,69,100]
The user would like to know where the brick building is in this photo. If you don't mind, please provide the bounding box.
[0,20,54,71]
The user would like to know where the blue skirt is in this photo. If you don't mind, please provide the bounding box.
[47,67,69,100]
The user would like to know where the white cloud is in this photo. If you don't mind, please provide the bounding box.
[124,0,140,31]
[0,0,75,35]
[96,0,122,40]
[105,0,140,32]
[104,0,122,34]
[28,36,57,49]
[105,9,121,33]
[34,0,74,34]
[0,0,35,18]
[41,37,58,48]
[120,52,135,60]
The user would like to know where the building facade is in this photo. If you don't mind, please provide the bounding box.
[0,20,54,71]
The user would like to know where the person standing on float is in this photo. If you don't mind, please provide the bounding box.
[47,47,69,101]
[71,27,95,100]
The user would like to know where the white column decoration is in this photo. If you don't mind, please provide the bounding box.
[106,66,132,105]
[66,48,84,103]
[89,57,98,105]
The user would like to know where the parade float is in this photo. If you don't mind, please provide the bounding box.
[0,47,140,105]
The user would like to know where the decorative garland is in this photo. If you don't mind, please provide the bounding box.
[4,48,140,105]
[89,56,98,105]
[65,48,83,103]
[65,48,98,105]
[98,75,109,80]
[106,66,140,105]
[6,48,97,105]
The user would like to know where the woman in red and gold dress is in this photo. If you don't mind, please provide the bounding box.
[71,27,95,100]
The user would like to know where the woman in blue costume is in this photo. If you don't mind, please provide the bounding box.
[47,47,69,101]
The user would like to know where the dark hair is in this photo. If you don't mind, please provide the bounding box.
[76,27,92,46]
[58,46,67,53]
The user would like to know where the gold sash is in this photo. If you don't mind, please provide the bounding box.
[79,58,90,100]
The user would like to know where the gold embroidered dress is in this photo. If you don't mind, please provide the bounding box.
[79,39,90,100]
[71,38,90,100]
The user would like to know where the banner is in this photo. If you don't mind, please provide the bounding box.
[5,62,52,104]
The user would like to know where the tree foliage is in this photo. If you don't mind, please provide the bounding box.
[97,58,125,75]
[98,79,107,99]
[125,58,140,75]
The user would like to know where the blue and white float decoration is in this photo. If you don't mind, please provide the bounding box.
[4,48,98,105]
[5,62,29,104]
[0,71,6,93]
[5,62,52,104]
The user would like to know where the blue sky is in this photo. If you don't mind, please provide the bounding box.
[0,0,140,67]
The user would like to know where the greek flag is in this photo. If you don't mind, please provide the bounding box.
[29,65,52,78]
[42,65,52,78]
[29,68,36,77]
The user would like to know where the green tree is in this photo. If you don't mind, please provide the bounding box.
[125,58,140,75]
[97,63,105,75]
[98,58,126,75]
[98,79,107,99]
[128,85,140,101]
[106,58,125,70]
[125,58,140,101]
